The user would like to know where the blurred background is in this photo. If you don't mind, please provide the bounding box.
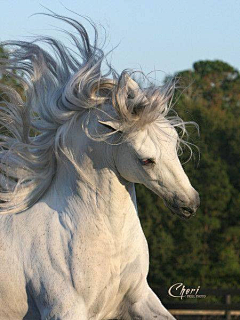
[1,1,240,319]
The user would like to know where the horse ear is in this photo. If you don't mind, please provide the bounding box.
[125,73,140,92]
[98,120,122,132]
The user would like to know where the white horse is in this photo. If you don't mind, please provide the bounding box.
[0,13,199,320]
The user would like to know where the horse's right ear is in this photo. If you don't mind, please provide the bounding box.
[98,120,122,132]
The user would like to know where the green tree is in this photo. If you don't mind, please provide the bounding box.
[137,60,240,296]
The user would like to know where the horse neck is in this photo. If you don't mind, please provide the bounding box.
[45,128,137,231]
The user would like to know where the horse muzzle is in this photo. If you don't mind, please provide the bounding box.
[165,191,200,220]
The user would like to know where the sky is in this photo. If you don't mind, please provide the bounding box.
[0,0,239,83]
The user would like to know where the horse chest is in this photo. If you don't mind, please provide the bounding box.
[66,218,148,317]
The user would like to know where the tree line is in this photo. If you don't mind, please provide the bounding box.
[137,60,240,301]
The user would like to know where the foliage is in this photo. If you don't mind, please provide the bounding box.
[0,47,23,97]
[137,59,240,294]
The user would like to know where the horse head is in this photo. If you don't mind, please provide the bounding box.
[97,74,200,219]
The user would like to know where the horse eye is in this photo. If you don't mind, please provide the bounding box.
[140,158,155,166]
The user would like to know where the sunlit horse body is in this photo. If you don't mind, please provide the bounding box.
[0,13,199,320]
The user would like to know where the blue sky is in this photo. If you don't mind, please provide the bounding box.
[1,0,239,82]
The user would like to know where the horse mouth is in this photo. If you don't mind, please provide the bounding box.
[179,206,195,219]
[165,202,195,220]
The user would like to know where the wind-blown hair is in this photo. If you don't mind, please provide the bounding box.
[0,12,192,214]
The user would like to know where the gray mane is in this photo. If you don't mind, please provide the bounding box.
[0,12,191,214]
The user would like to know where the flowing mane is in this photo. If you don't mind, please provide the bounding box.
[0,12,190,215]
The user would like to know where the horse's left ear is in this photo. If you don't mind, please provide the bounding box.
[98,120,122,132]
